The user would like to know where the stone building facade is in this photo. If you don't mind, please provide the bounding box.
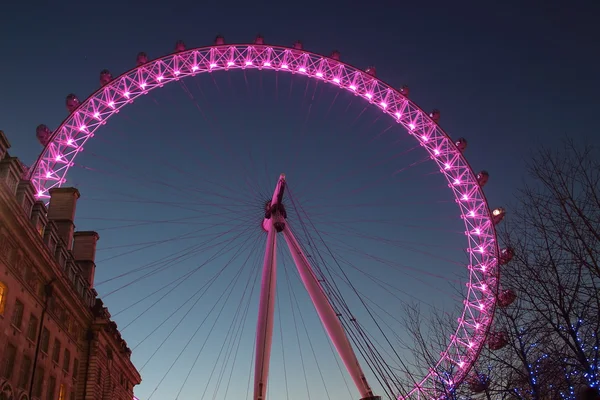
[0,130,141,400]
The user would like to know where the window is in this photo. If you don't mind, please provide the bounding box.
[2,343,17,378]
[73,358,79,379]
[11,299,24,329]
[17,355,32,389]
[40,326,50,353]
[0,281,7,315]
[33,366,45,398]
[63,348,70,372]
[58,383,66,400]
[46,376,56,400]
[52,339,61,363]
[27,313,39,341]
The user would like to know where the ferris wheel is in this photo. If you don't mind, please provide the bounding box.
[27,35,516,400]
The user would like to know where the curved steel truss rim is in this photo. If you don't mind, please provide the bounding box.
[28,42,500,399]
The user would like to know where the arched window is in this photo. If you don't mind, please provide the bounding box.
[0,281,7,315]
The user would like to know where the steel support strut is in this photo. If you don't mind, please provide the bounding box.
[282,226,376,399]
[255,174,378,400]
[254,174,286,400]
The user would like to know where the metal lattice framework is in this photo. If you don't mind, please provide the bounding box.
[28,42,500,400]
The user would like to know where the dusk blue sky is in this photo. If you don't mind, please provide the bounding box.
[1,1,599,399]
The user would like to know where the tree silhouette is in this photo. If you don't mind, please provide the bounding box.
[406,139,600,400]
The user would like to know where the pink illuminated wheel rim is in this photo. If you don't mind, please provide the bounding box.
[29,43,500,399]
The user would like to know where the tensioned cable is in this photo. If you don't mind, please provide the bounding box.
[288,186,417,399]
[146,233,259,400]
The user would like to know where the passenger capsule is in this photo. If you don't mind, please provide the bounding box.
[498,289,517,308]
[455,137,468,152]
[429,109,441,123]
[36,124,53,146]
[487,331,508,350]
[365,66,377,78]
[215,35,225,45]
[400,85,410,97]
[254,35,265,45]
[499,247,514,265]
[293,40,303,50]
[467,374,489,393]
[66,94,80,113]
[492,207,506,225]
[136,52,148,66]
[175,40,186,52]
[99,69,113,86]
[477,171,489,187]
[330,50,341,60]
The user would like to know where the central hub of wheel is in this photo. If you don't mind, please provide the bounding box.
[262,173,287,233]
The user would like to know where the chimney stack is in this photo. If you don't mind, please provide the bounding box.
[73,231,100,287]
[47,187,80,250]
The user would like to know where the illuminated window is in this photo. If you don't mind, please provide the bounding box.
[0,281,6,315]
[58,383,66,400]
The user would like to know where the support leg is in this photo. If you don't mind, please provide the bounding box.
[253,225,277,400]
[254,174,287,400]
[282,225,377,399]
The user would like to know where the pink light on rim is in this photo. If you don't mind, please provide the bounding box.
[474,228,481,235]
[299,67,307,73]
[124,92,130,98]
[93,112,100,119]
[246,61,253,66]
[79,125,87,132]
[108,101,115,108]
[37,190,44,198]
[444,163,451,170]
[192,65,199,71]
[174,70,180,75]
[316,72,323,78]
[67,139,74,145]
[421,135,429,142]
[333,77,340,83]
[45,172,52,178]
[380,102,387,108]
[281,64,289,69]
[209,63,217,68]
[349,85,357,91]
[434,149,440,155]
[395,112,401,119]
[263,61,272,67]
[409,123,416,130]
[461,194,469,200]
[458,361,465,369]
[55,155,62,161]
[365,93,373,99]
[157,75,164,81]
[454,178,461,185]
[468,210,476,217]
[140,82,147,89]
[227,61,235,66]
